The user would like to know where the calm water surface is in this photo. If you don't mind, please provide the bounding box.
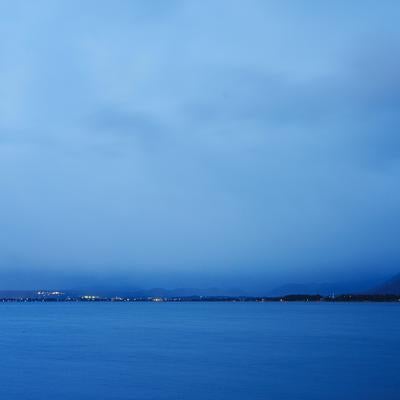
[0,302,399,400]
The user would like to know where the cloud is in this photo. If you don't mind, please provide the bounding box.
[0,0,400,289]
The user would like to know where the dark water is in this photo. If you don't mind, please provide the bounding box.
[0,302,399,400]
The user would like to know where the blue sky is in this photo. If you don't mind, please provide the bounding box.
[0,1,400,289]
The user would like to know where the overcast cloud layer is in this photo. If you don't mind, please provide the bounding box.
[1,0,400,289]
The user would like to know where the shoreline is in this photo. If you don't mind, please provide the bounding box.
[1,294,399,303]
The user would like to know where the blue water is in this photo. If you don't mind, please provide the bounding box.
[0,303,399,400]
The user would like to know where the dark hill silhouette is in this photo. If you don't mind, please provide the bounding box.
[371,273,400,294]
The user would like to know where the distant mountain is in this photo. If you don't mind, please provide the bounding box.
[371,273,400,294]
[268,281,372,297]
[96,287,248,298]
[141,287,248,297]
[0,287,248,299]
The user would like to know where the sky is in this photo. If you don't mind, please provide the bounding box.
[0,0,400,291]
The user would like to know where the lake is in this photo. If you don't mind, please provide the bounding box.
[0,302,399,399]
